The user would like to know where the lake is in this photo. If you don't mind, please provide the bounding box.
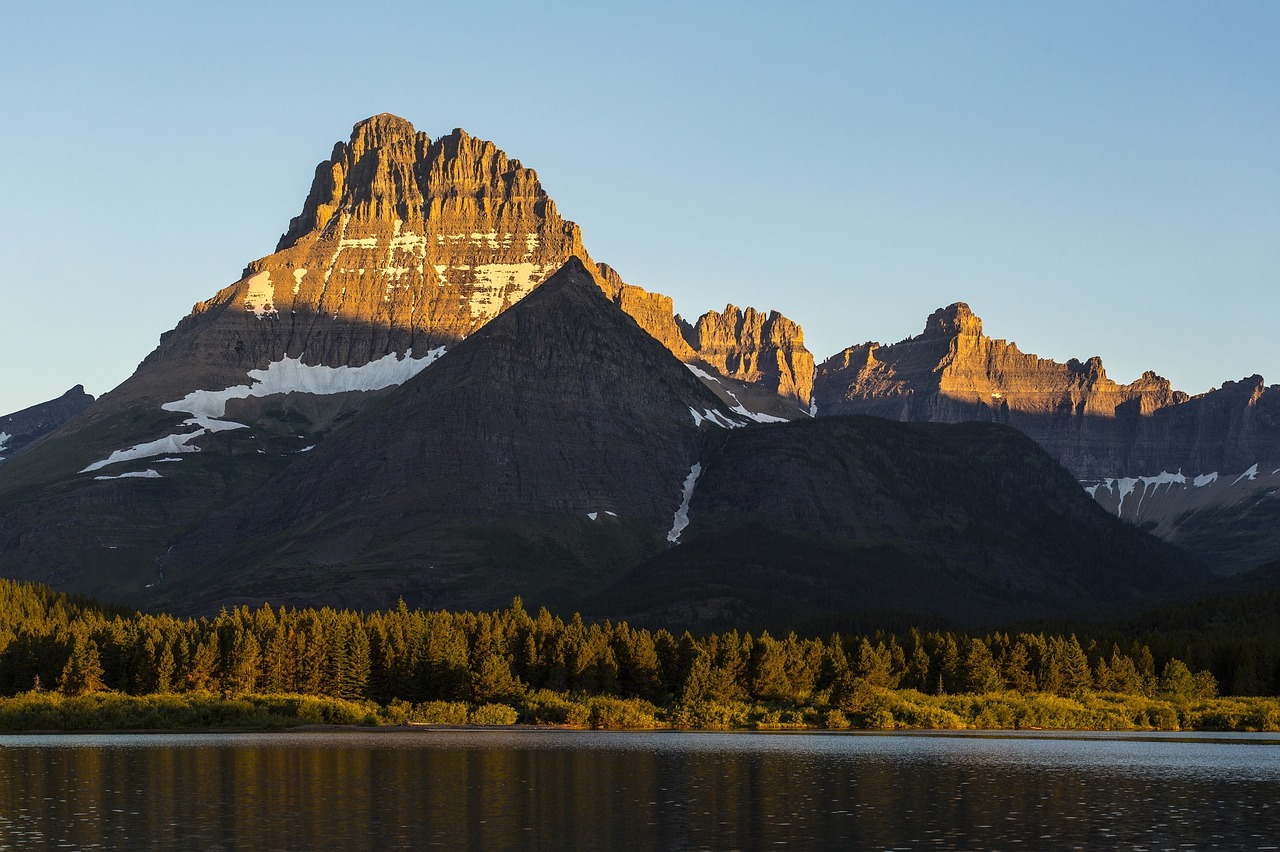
[0,729,1277,849]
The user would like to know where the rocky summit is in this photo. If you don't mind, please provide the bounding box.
[123,113,813,417]
[812,303,1280,572]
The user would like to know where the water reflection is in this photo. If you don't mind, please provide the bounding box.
[0,730,1277,849]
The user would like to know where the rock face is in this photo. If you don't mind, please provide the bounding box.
[814,302,1280,478]
[119,114,810,414]
[691,306,814,406]
[138,263,1205,623]
[152,258,750,613]
[0,386,95,466]
[814,303,1280,571]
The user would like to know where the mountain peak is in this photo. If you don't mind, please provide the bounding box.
[349,113,420,147]
[923,302,983,338]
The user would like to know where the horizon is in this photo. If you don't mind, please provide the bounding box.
[1,1,1277,414]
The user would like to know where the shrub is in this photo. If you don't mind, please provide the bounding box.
[587,696,660,729]
[469,703,518,725]
[824,709,849,729]
[411,701,471,725]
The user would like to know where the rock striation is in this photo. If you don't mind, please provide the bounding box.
[592,416,1205,629]
[691,306,814,406]
[814,302,1278,478]
[124,114,811,413]
[154,258,749,612]
[814,303,1280,571]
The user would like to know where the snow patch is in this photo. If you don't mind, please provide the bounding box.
[339,236,378,249]
[93,469,162,481]
[82,348,446,473]
[1232,464,1260,486]
[81,432,212,473]
[243,271,277,319]
[390,232,428,253]
[299,445,315,453]
[292,269,306,295]
[1193,472,1218,487]
[685,365,789,423]
[1131,470,1186,517]
[468,263,550,319]
[1114,477,1139,516]
[163,347,446,421]
[1083,484,1100,499]
[605,511,617,517]
[587,512,598,521]
[686,364,722,384]
[689,407,747,429]
[0,432,9,452]
[667,463,702,543]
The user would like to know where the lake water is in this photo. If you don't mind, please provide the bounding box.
[0,729,1277,849]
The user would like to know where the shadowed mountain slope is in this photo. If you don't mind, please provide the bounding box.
[0,386,94,468]
[589,417,1208,631]
[148,258,744,613]
[814,303,1280,572]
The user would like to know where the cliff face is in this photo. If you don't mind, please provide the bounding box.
[813,302,1280,479]
[813,303,1280,571]
[0,116,811,606]
[692,306,814,406]
[102,114,812,414]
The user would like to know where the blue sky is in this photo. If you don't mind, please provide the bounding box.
[1,1,1276,413]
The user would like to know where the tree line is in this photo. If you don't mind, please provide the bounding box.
[1,577,1269,707]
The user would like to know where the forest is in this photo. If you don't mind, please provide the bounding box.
[0,578,1277,732]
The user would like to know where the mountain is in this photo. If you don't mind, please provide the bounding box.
[138,261,1203,625]
[147,258,748,613]
[0,115,808,603]
[0,386,94,467]
[0,115,1225,627]
[813,303,1280,572]
[589,416,1204,630]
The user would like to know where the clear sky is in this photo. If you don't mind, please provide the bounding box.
[1,1,1276,414]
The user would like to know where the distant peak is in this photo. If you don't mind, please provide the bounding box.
[923,302,982,338]
[351,112,416,136]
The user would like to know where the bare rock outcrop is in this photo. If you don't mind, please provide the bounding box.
[692,306,814,406]
[814,302,1278,480]
[117,114,810,414]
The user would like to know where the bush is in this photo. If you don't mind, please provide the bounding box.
[824,709,849,729]
[410,701,471,725]
[469,703,518,725]
[587,696,660,729]
[519,690,591,726]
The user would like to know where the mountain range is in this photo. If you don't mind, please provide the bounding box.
[0,114,1273,627]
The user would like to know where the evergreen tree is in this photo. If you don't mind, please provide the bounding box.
[59,636,105,696]
[963,638,1002,693]
[749,633,791,701]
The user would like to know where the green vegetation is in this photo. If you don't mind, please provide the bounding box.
[0,578,1277,732]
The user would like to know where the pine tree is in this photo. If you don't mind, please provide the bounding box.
[749,633,791,701]
[1001,639,1036,693]
[963,638,1002,694]
[59,635,106,696]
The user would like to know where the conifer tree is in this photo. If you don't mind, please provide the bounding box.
[59,635,106,696]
